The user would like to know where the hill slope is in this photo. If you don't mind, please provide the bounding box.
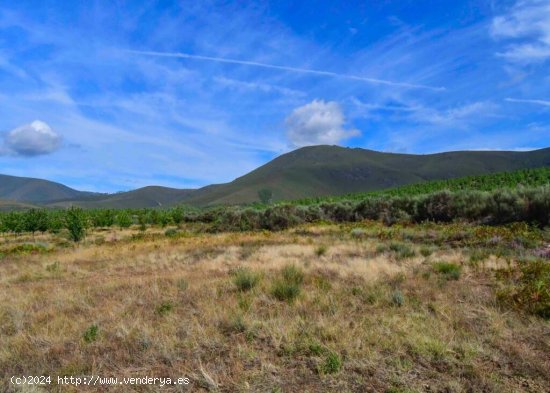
[48,186,195,209]
[183,145,550,205]
[0,174,95,203]
[2,145,550,208]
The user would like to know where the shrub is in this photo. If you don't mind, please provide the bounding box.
[354,198,384,220]
[261,206,302,231]
[296,205,324,222]
[271,264,304,302]
[219,313,247,335]
[433,262,461,280]
[318,351,342,374]
[281,264,304,285]
[321,202,355,222]
[389,242,416,260]
[232,267,260,292]
[272,280,301,302]
[391,290,405,307]
[381,206,411,226]
[422,191,454,222]
[514,259,550,318]
[315,244,328,257]
[420,246,434,257]
[83,324,99,343]
[156,301,174,316]
[165,228,178,237]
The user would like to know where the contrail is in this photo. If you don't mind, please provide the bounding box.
[126,49,446,92]
[505,98,550,107]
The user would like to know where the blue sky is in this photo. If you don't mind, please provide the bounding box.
[0,0,549,192]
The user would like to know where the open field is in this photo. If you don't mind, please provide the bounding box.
[1,222,549,392]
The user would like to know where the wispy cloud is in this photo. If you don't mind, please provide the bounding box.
[491,0,550,64]
[126,49,446,91]
[350,98,497,127]
[505,97,550,107]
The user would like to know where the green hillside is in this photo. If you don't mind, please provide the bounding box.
[48,186,195,209]
[183,145,550,206]
[0,174,96,203]
[2,145,550,209]
[294,167,550,204]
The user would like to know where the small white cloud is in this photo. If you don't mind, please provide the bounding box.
[285,100,359,147]
[2,120,61,156]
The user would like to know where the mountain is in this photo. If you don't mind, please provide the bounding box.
[0,174,96,203]
[48,186,195,209]
[182,145,550,205]
[2,145,550,208]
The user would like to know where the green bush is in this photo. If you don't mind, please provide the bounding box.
[261,206,302,231]
[232,267,260,292]
[318,351,342,374]
[515,259,550,318]
[83,324,99,343]
[281,264,304,285]
[271,264,304,302]
[391,290,405,307]
[389,242,416,260]
[433,262,461,280]
[156,301,174,316]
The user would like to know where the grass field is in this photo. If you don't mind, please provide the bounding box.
[1,221,549,392]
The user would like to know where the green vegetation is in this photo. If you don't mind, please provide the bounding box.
[271,264,304,302]
[297,166,550,204]
[232,267,261,292]
[82,324,99,343]
[156,301,174,316]
[3,146,550,207]
[433,262,462,280]
[318,351,343,375]
[65,207,87,242]
[1,167,550,244]
[498,259,550,319]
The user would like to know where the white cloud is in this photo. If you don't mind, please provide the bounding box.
[491,0,550,64]
[505,97,550,107]
[2,120,61,156]
[413,102,496,125]
[285,100,359,147]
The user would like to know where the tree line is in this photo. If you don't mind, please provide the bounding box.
[1,186,549,241]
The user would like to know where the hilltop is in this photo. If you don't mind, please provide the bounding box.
[182,145,550,205]
[1,145,549,208]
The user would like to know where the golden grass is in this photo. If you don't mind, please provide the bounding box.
[0,223,549,392]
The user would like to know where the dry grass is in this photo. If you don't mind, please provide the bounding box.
[0,223,549,392]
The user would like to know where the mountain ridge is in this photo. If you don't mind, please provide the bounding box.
[1,145,549,208]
